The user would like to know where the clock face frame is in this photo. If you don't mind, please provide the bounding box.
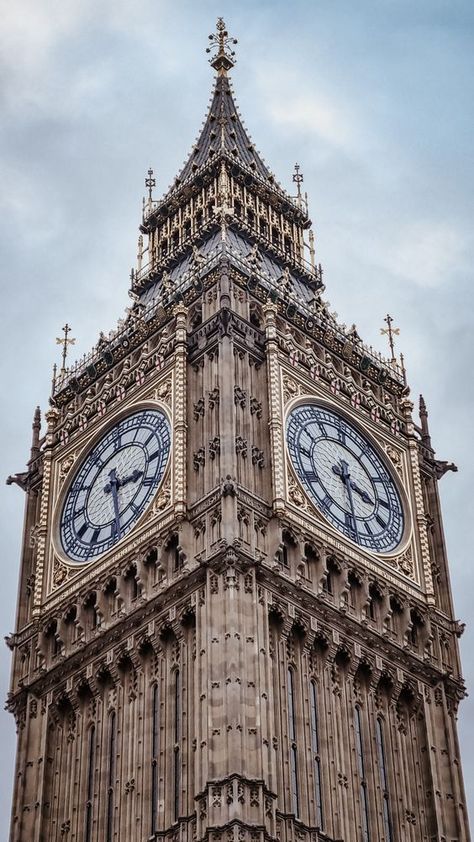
[58,407,171,564]
[285,401,406,555]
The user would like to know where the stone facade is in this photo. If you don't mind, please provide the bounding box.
[7,19,470,842]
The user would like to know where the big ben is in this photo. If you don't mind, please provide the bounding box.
[6,18,470,842]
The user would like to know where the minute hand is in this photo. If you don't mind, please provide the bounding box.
[349,480,373,505]
[334,460,359,540]
[104,468,121,539]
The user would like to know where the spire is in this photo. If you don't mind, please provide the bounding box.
[29,406,41,464]
[206,17,237,76]
[170,72,277,189]
[419,394,432,446]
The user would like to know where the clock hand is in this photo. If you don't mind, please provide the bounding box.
[332,460,359,540]
[349,480,373,506]
[117,468,143,488]
[104,468,121,539]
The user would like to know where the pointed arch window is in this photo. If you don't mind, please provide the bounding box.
[376,717,393,842]
[174,669,181,822]
[287,667,300,817]
[310,681,323,829]
[106,711,116,842]
[151,683,160,834]
[85,725,95,842]
[354,705,370,842]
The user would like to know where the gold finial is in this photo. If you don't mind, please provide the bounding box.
[145,167,156,201]
[55,323,76,373]
[380,313,400,363]
[206,18,237,75]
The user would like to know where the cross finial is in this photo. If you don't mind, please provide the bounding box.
[145,167,156,201]
[206,18,237,75]
[293,162,303,193]
[380,313,400,363]
[292,163,305,210]
[56,323,76,373]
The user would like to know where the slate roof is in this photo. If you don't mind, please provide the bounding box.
[170,73,282,193]
[139,227,316,310]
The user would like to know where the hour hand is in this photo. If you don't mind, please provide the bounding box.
[349,480,373,505]
[119,469,143,487]
[104,468,121,539]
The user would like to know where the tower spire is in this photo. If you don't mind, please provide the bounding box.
[419,394,432,447]
[206,18,237,75]
[29,406,41,464]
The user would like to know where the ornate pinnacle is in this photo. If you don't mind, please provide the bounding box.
[293,163,304,201]
[206,18,237,75]
[30,406,41,463]
[145,167,156,201]
[56,323,76,373]
[380,313,400,363]
[419,394,431,446]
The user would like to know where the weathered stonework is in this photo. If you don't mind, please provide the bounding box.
[6,20,470,842]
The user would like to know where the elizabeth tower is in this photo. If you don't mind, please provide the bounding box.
[6,19,470,842]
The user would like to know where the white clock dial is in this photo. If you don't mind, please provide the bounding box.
[60,408,170,563]
[286,403,404,554]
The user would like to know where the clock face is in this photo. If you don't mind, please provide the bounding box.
[286,403,404,554]
[60,408,171,563]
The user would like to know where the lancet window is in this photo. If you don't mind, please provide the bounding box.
[174,668,181,822]
[106,711,116,842]
[85,725,95,842]
[310,680,323,828]
[287,667,299,817]
[151,683,160,833]
[376,717,392,841]
[354,705,370,842]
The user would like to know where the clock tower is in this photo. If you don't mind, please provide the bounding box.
[7,19,470,842]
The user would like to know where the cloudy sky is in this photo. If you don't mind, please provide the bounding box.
[1,0,473,830]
